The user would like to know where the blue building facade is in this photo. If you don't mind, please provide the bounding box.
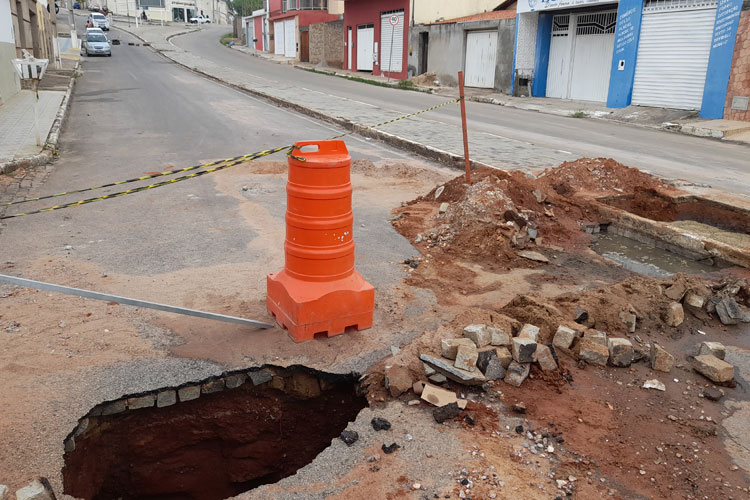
[512,0,745,118]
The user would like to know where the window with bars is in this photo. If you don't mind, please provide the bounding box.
[576,11,617,35]
[552,14,569,36]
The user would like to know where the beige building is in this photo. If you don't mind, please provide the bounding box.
[411,0,501,24]
[1,0,58,104]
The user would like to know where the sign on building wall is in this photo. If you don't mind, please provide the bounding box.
[517,0,618,14]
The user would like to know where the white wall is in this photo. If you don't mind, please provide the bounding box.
[515,11,538,76]
[413,0,501,24]
[1,0,15,44]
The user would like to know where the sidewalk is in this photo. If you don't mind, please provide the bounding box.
[237,42,750,143]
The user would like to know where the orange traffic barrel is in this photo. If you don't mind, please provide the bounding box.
[267,140,374,342]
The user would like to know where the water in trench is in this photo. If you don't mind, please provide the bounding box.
[591,231,730,277]
[62,368,366,500]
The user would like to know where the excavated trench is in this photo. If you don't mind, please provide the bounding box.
[62,367,366,500]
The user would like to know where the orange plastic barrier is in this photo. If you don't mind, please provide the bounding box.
[267,140,374,342]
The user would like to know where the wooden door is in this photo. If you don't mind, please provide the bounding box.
[300,30,309,62]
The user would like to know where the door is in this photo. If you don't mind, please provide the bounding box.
[464,31,497,88]
[274,20,284,55]
[357,25,374,71]
[569,11,616,102]
[546,14,571,99]
[347,27,353,70]
[632,1,717,110]
[284,19,296,58]
[418,32,428,75]
[380,10,404,74]
[300,30,309,62]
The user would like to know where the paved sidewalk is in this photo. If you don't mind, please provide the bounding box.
[0,90,65,163]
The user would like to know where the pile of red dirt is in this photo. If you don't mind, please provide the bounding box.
[392,158,681,260]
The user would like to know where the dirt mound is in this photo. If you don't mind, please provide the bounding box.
[540,157,672,196]
[408,72,439,87]
[393,158,680,261]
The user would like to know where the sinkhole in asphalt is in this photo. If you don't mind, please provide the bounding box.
[62,367,367,500]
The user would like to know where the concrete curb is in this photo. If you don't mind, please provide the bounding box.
[0,60,80,176]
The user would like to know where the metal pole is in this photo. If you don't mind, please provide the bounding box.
[458,71,471,184]
[126,0,131,26]
[32,79,41,147]
[0,273,274,328]
[386,22,394,83]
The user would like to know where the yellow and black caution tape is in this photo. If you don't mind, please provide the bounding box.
[2,151,275,207]
[329,97,461,140]
[2,97,461,220]
[0,146,292,220]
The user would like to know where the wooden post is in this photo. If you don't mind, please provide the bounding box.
[458,71,471,184]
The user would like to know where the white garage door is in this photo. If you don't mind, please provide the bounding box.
[284,18,296,58]
[546,11,616,102]
[464,31,498,88]
[357,25,374,71]
[274,20,284,55]
[632,1,717,110]
[569,12,616,102]
[546,15,572,99]
[380,10,404,73]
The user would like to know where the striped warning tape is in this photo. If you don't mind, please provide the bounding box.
[0,146,291,220]
[2,151,280,207]
[1,97,461,220]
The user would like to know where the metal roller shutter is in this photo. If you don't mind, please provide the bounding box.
[632,1,717,110]
[380,10,404,73]
[464,31,498,88]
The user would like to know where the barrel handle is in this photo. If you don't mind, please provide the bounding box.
[291,140,348,158]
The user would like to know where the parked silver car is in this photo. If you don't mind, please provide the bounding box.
[82,32,111,57]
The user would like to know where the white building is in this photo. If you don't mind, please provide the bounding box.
[109,0,229,23]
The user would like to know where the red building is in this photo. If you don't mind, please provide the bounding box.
[268,0,340,60]
[342,0,409,80]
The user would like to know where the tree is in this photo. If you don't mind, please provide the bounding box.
[227,0,263,16]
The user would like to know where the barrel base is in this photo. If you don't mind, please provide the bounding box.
[266,270,374,343]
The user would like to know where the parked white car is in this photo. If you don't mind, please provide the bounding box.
[189,15,210,24]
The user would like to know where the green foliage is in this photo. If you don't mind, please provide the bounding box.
[227,0,263,16]
[569,111,586,118]
[220,32,235,45]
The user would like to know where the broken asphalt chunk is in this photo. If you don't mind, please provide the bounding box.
[339,430,359,446]
[371,417,391,431]
[381,443,400,454]
[433,402,461,424]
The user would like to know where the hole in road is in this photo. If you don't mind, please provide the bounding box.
[62,367,366,500]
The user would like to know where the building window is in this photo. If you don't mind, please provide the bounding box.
[282,0,327,12]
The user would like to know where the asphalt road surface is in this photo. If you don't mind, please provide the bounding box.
[174,25,750,195]
[0,19,437,275]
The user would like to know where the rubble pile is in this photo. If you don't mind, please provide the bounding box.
[392,158,680,261]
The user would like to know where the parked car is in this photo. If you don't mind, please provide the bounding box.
[86,27,107,38]
[88,12,110,30]
[82,32,111,57]
[189,15,210,24]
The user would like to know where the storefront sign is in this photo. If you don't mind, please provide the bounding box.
[700,0,743,118]
[517,0,618,14]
